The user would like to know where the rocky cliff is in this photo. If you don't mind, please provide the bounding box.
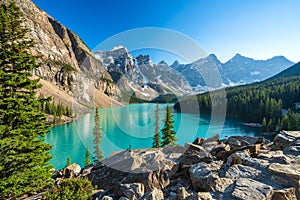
[2,0,121,113]
[95,46,192,100]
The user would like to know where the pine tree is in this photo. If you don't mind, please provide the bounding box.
[0,2,52,198]
[261,117,267,132]
[267,118,276,132]
[92,109,103,162]
[161,105,177,147]
[281,114,289,130]
[152,104,161,148]
[66,156,71,167]
[84,149,91,166]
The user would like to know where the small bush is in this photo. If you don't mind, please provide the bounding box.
[44,178,94,200]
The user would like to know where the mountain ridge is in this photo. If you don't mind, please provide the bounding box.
[265,62,300,81]
[1,0,122,113]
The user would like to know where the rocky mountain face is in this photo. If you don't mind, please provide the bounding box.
[172,54,294,90]
[4,0,121,113]
[51,131,300,200]
[95,47,192,100]
[96,46,294,98]
[222,54,294,84]
[171,54,230,90]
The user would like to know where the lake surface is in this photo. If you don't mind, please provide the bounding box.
[45,103,262,169]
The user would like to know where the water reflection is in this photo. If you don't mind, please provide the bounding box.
[46,104,261,169]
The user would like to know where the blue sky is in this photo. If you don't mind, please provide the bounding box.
[32,0,300,64]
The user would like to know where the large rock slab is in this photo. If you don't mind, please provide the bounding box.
[87,148,183,195]
[268,163,300,199]
[225,164,261,179]
[232,178,273,200]
[258,150,291,164]
[179,144,212,169]
[272,131,300,150]
[272,187,297,200]
[189,161,223,192]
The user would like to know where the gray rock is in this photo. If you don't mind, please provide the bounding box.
[119,197,130,200]
[87,148,182,195]
[232,178,273,200]
[63,163,81,178]
[272,187,297,200]
[225,164,261,179]
[268,163,300,199]
[120,183,145,200]
[102,196,113,200]
[138,189,164,200]
[186,192,213,200]
[189,161,223,192]
[272,131,300,150]
[176,187,191,200]
[179,144,212,168]
[258,150,291,164]
[225,150,270,170]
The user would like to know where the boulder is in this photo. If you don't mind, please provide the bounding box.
[272,131,300,150]
[226,137,242,149]
[284,137,300,156]
[225,164,261,179]
[179,144,212,168]
[120,183,145,200]
[201,134,220,151]
[192,138,204,145]
[225,150,270,170]
[268,163,300,199]
[63,163,81,178]
[187,192,213,200]
[102,196,113,200]
[258,150,291,164]
[272,187,297,200]
[232,178,273,200]
[189,161,223,192]
[210,143,231,160]
[101,148,181,173]
[87,148,182,195]
[225,136,265,150]
[139,189,164,200]
[211,178,234,193]
[176,187,191,200]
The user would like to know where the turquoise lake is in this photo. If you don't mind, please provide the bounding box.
[45,103,262,169]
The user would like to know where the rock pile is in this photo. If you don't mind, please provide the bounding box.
[54,131,300,200]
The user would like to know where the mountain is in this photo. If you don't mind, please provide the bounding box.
[222,54,294,84]
[3,0,121,113]
[94,47,192,100]
[10,0,294,105]
[171,54,294,90]
[171,54,230,91]
[265,62,300,81]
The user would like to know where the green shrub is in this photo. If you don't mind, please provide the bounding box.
[44,178,94,200]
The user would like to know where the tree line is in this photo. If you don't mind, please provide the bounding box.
[38,95,73,118]
[174,76,300,131]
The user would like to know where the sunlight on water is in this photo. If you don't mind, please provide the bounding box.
[45,104,261,169]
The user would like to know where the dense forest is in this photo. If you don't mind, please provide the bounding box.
[174,76,300,131]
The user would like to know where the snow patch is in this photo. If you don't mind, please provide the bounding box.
[250,71,261,75]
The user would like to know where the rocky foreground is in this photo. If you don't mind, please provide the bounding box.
[55,131,300,200]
